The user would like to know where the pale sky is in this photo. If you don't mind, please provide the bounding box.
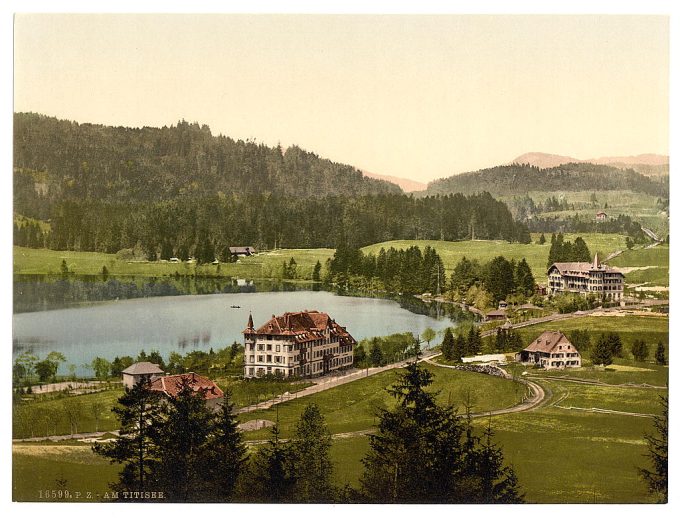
[14,14,669,182]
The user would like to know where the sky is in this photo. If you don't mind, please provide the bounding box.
[13,14,669,183]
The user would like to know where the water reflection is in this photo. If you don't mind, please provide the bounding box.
[14,274,312,313]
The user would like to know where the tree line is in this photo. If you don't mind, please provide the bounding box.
[94,351,524,503]
[327,244,448,294]
[17,191,530,257]
[546,233,592,267]
[448,255,536,306]
[527,213,652,242]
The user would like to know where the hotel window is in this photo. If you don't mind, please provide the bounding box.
[276,344,281,352]
[257,355,264,362]
[267,344,272,351]
[267,355,272,362]
[249,355,255,362]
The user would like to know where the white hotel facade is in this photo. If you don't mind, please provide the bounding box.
[243,310,356,378]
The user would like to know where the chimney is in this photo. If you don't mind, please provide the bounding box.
[593,253,600,269]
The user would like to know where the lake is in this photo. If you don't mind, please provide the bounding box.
[13,290,463,375]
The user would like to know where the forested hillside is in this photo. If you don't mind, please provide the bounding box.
[13,113,532,255]
[16,192,530,257]
[425,163,668,198]
[14,112,401,219]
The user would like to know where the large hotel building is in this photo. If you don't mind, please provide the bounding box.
[243,310,356,378]
[547,254,624,301]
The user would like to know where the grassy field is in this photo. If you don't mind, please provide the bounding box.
[13,246,335,280]
[12,443,121,502]
[13,388,125,439]
[214,377,314,408]
[15,230,667,287]
[238,364,524,440]
[490,404,661,503]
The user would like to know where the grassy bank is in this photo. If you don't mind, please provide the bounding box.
[239,364,524,440]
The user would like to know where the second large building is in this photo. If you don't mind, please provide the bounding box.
[243,310,356,378]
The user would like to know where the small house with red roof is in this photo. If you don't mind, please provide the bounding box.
[515,331,581,370]
[243,310,356,378]
[149,372,225,411]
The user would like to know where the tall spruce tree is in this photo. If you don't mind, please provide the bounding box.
[153,377,215,502]
[591,335,613,367]
[360,351,466,502]
[639,396,668,503]
[474,423,524,503]
[249,423,296,503]
[655,342,666,365]
[289,403,335,502]
[203,390,248,501]
[92,379,164,498]
[441,328,455,360]
[452,333,465,362]
[360,349,522,503]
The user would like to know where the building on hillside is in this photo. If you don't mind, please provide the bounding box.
[596,211,608,222]
[515,331,581,370]
[149,372,225,411]
[243,310,356,378]
[229,246,257,257]
[485,308,507,322]
[121,362,164,388]
[547,253,624,301]
[498,300,508,309]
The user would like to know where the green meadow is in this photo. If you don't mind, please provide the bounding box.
[12,443,121,502]
[13,245,335,280]
[238,364,524,441]
[14,229,667,286]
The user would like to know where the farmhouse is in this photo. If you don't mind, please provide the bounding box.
[243,310,356,378]
[229,246,257,257]
[515,331,581,369]
[121,361,164,388]
[596,211,608,222]
[547,253,624,301]
[149,372,225,411]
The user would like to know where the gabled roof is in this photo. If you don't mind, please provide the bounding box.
[245,310,356,346]
[121,362,164,375]
[523,331,575,354]
[486,309,507,317]
[548,261,623,275]
[149,372,224,401]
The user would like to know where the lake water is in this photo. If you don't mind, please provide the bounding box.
[13,291,460,375]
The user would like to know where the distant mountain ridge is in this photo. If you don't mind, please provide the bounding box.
[361,170,427,192]
[509,152,668,176]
